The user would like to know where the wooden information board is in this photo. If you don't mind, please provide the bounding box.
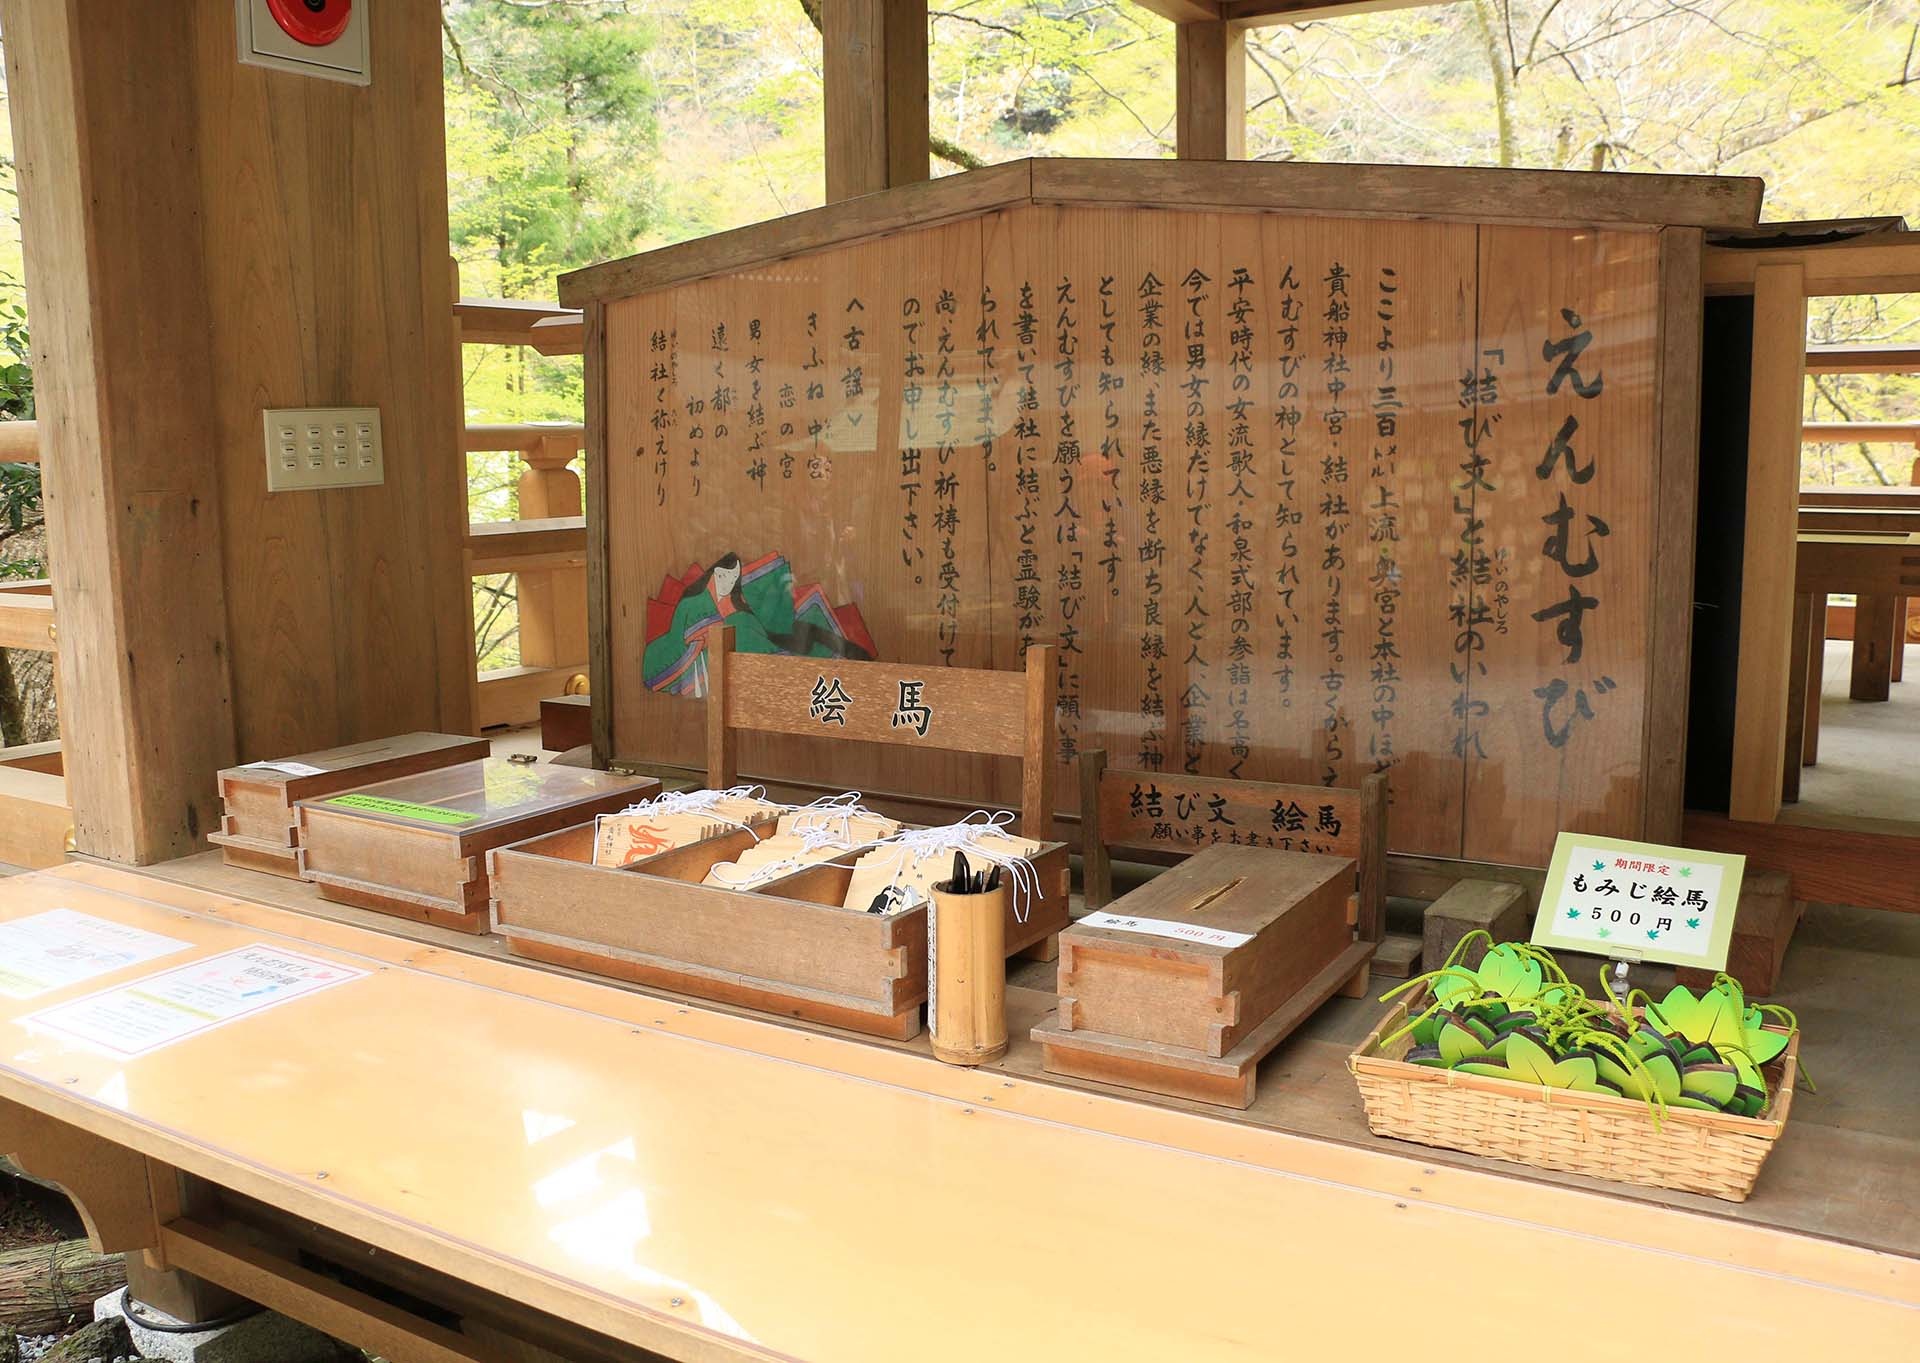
[565,161,1755,867]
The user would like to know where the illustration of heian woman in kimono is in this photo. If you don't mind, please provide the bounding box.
[642,551,876,697]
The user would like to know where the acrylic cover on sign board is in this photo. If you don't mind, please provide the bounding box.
[643,550,876,697]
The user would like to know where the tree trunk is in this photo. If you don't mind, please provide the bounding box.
[0,1241,126,1335]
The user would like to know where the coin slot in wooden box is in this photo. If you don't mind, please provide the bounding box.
[488,823,1071,1039]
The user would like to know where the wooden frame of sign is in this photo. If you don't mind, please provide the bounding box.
[567,158,1751,874]
[704,624,1057,843]
[295,761,659,933]
[207,733,491,878]
[487,816,1072,1040]
[1029,749,1387,1108]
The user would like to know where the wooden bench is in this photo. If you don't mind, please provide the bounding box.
[1030,752,1385,1107]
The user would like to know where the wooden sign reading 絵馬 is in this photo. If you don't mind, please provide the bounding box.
[570,162,1750,867]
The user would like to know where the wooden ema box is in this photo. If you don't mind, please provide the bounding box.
[296,760,659,932]
[208,733,491,877]
[1035,844,1370,1109]
[488,822,1071,1040]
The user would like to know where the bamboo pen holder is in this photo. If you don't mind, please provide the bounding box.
[929,881,1009,1065]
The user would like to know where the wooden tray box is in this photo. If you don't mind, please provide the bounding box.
[296,760,659,932]
[1035,845,1373,1108]
[488,823,1071,1040]
[209,733,490,877]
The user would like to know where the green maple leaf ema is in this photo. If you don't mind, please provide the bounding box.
[1686,917,1700,929]
[1565,907,1580,919]
[1597,927,1612,939]
[1646,929,1660,940]
[1678,866,1693,878]
[1592,859,1606,871]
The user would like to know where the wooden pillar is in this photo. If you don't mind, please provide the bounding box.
[515,434,588,671]
[1727,262,1807,823]
[823,0,930,202]
[0,0,236,862]
[1175,21,1246,159]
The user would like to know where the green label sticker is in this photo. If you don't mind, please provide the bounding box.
[324,794,480,826]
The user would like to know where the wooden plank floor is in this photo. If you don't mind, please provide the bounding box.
[121,849,1920,1263]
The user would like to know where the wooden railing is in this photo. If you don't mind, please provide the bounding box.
[0,577,69,868]
[462,420,589,730]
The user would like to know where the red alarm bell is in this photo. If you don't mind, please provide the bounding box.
[264,0,352,48]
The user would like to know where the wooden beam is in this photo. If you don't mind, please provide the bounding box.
[1643,226,1703,842]
[452,298,580,349]
[1132,0,1221,21]
[1684,811,1920,914]
[1220,0,1435,24]
[0,0,236,863]
[0,763,70,868]
[461,423,586,455]
[1728,262,1807,824]
[1801,421,1920,444]
[0,589,54,651]
[1704,232,1920,296]
[0,420,38,462]
[823,0,930,203]
[560,159,1757,305]
[1176,22,1246,159]
[1805,344,1920,375]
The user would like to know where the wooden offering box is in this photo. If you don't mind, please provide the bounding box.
[1035,845,1372,1109]
[489,824,1071,1040]
[297,760,659,932]
[208,733,490,877]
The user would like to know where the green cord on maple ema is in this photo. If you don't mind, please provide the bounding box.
[1376,931,1806,1126]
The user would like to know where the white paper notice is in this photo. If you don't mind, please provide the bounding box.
[247,760,328,778]
[1078,911,1254,950]
[0,910,192,1000]
[26,944,366,1058]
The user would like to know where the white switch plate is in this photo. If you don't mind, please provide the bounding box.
[235,0,370,86]
[263,407,384,491]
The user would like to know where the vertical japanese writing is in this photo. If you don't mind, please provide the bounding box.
[1055,275,1085,763]
[1368,268,1403,775]
[709,321,732,493]
[744,317,767,490]
[646,326,674,507]
[1012,284,1042,654]
[975,283,1001,477]
[933,289,961,663]
[1224,265,1258,778]
[682,322,705,498]
[1096,275,1125,597]
[1452,345,1504,760]
[900,295,926,585]
[1272,264,1303,717]
[1533,308,1612,748]
[1137,272,1168,771]
[1180,266,1213,774]
[1319,262,1352,786]
[801,309,827,482]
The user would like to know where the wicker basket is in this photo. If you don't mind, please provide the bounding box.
[1348,991,1798,1201]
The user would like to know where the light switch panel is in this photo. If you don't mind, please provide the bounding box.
[263,407,384,491]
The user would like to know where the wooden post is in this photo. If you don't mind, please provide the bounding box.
[1849,595,1898,701]
[1727,262,1807,824]
[0,0,236,861]
[1021,642,1056,842]
[1079,749,1113,909]
[705,625,737,789]
[1175,21,1246,159]
[823,0,931,202]
[514,433,588,672]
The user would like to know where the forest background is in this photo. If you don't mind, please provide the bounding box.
[1,0,1917,676]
